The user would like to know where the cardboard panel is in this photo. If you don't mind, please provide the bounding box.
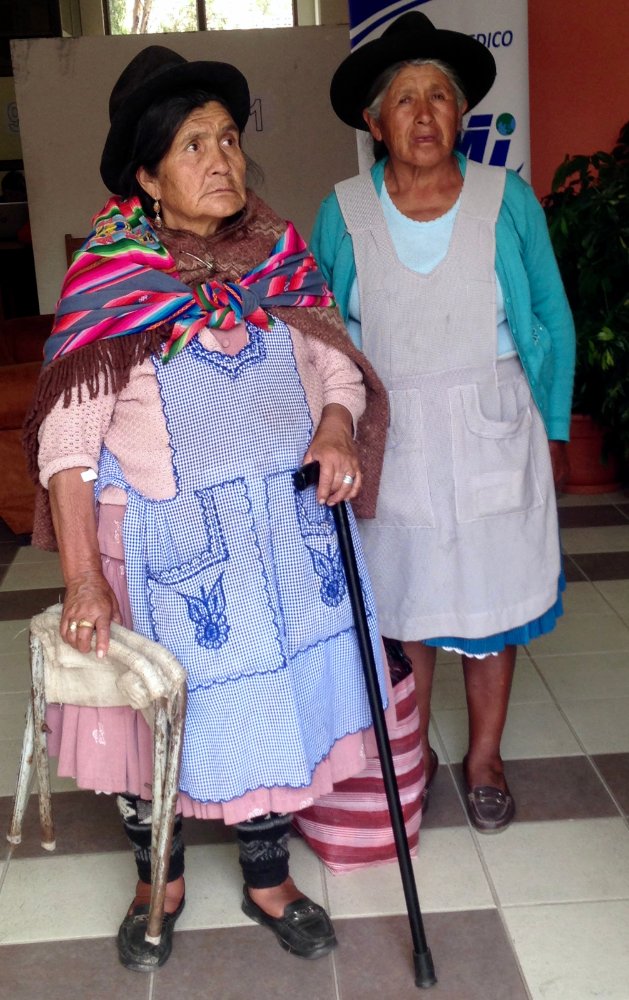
[11,28,357,313]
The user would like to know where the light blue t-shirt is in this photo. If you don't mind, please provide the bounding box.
[347,182,517,358]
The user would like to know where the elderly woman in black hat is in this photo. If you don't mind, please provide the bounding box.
[312,12,575,833]
[26,46,390,971]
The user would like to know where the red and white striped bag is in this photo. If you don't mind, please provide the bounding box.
[293,668,425,873]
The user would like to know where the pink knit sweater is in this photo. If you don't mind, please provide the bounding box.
[38,322,366,500]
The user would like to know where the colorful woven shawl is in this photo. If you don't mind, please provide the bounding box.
[45,196,335,366]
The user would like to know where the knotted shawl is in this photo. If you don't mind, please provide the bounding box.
[46,195,335,365]
[25,191,388,548]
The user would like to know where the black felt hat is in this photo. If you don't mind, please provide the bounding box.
[100,45,250,193]
[330,11,496,130]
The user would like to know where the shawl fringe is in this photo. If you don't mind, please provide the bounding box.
[24,326,168,481]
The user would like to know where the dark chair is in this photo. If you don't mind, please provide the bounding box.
[0,314,53,535]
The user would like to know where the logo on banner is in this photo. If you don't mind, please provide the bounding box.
[458,112,517,168]
[470,29,514,48]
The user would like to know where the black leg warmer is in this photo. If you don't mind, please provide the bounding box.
[116,794,185,883]
[234,812,292,889]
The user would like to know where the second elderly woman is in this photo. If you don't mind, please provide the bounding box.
[26,46,389,971]
[312,12,575,834]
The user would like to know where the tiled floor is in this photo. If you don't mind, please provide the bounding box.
[1,493,629,999]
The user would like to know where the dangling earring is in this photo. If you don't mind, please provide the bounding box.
[153,199,162,229]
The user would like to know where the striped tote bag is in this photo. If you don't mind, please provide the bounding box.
[293,647,425,873]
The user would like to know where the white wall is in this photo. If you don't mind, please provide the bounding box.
[11,27,357,314]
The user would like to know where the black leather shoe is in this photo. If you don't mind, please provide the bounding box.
[117,896,185,972]
[241,886,337,959]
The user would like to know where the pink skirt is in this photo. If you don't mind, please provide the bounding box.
[46,504,375,825]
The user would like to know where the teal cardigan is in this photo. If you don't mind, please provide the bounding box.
[311,153,576,441]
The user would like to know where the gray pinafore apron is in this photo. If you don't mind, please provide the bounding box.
[335,160,560,642]
[96,318,385,803]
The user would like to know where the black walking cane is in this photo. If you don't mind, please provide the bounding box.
[293,461,437,989]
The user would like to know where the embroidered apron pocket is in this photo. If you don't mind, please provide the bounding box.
[450,379,543,522]
[145,480,284,687]
[267,470,370,657]
[375,389,434,528]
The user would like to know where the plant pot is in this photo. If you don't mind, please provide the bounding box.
[562,414,620,494]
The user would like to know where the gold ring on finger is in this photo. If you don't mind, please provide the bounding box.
[77,619,95,629]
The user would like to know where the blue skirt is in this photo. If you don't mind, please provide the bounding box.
[423,571,566,657]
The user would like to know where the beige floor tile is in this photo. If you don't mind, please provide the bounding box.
[174,842,262,930]
[0,620,32,654]
[323,826,494,916]
[561,525,629,555]
[509,655,553,705]
[0,560,65,592]
[479,818,629,906]
[533,651,629,703]
[5,548,62,570]
[0,737,28,798]
[433,701,582,763]
[561,580,617,615]
[0,850,137,943]
[594,580,629,623]
[0,738,78,798]
[0,691,30,742]
[0,545,63,592]
[0,648,31,692]
[561,697,629,753]
[504,900,629,1000]
[529,612,629,655]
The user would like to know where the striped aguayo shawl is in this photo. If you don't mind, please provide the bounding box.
[45,195,335,366]
[26,193,389,550]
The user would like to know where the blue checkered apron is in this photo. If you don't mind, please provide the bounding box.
[97,319,385,803]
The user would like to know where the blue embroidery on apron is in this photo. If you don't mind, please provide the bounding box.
[307,545,346,607]
[187,322,266,378]
[96,319,386,802]
[180,573,230,650]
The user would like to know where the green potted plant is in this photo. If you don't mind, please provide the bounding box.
[542,121,629,491]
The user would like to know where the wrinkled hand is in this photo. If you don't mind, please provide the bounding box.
[549,440,570,492]
[60,570,122,658]
[302,404,362,506]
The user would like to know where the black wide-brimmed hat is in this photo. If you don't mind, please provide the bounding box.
[330,11,496,130]
[100,45,250,193]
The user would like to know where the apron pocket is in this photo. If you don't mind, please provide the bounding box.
[450,379,543,522]
[376,389,434,527]
[145,479,285,687]
[267,469,374,658]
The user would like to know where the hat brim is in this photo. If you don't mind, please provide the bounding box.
[331,28,496,130]
[100,60,250,193]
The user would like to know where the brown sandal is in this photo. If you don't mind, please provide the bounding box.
[462,756,515,833]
